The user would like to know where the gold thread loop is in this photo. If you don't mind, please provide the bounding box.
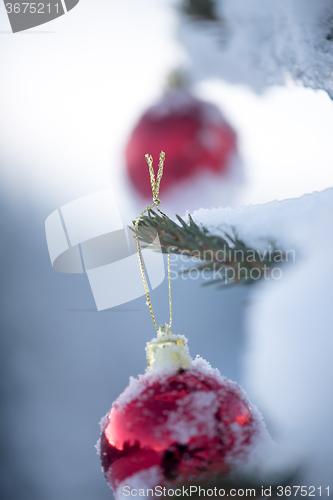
[134,151,172,331]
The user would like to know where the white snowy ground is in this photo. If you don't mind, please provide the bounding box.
[193,187,333,486]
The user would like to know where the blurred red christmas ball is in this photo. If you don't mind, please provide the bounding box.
[99,359,261,496]
[125,90,237,198]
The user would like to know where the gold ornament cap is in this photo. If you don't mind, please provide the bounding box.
[146,324,192,372]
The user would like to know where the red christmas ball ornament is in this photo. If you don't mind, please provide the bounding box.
[98,326,269,497]
[125,90,238,200]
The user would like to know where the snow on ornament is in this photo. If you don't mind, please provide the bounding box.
[97,153,271,497]
[125,88,242,214]
[98,326,269,497]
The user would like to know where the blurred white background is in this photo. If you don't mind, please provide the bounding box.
[1,0,333,208]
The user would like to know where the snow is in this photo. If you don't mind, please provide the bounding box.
[179,0,333,99]
[166,391,219,442]
[99,414,109,433]
[191,358,275,476]
[192,355,223,380]
[191,187,333,485]
[103,349,274,489]
[115,375,149,411]
[112,342,243,412]
[109,329,192,411]
[115,466,164,500]
[192,187,333,254]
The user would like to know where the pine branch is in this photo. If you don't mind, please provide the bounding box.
[131,210,287,287]
[179,0,229,49]
[181,0,218,21]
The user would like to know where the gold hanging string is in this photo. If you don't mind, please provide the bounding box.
[134,151,172,331]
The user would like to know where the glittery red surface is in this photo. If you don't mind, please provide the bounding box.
[100,369,257,492]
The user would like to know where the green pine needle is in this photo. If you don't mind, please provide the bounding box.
[131,210,287,287]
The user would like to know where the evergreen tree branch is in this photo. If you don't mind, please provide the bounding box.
[131,210,287,286]
[181,0,218,22]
